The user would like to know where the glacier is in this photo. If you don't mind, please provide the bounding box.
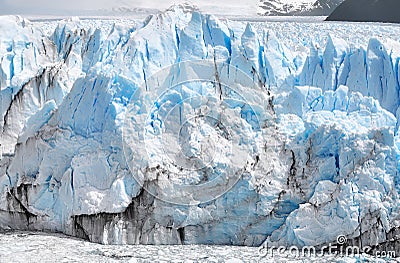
[1,5,400,253]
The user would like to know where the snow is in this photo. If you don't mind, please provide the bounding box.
[258,0,344,16]
[1,5,400,252]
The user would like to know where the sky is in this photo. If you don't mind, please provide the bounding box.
[0,0,257,16]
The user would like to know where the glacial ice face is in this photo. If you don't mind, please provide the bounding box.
[298,36,400,122]
[1,6,400,249]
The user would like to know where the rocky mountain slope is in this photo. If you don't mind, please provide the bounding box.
[326,0,400,23]
[258,0,344,16]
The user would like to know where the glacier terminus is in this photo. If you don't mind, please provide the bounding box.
[1,5,400,257]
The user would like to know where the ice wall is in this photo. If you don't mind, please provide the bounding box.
[1,6,400,250]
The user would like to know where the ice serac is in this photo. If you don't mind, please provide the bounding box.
[298,35,400,124]
[1,5,400,251]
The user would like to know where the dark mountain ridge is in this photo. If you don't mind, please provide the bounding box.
[326,0,400,23]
